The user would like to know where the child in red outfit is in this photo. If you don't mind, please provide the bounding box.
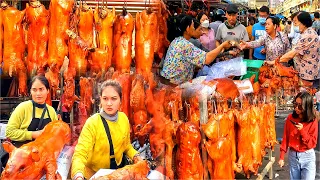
[279,92,318,180]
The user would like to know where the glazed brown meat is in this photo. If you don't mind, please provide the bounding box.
[2,4,27,96]
[113,9,134,73]
[176,122,203,180]
[25,1,49,77]
[95,160,150,180]
[135,9,158,80]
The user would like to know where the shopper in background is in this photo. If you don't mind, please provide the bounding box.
[284,17,292,35]
[197,12,216,51]
[215,4,249,59]
[209,9,225,36]
[279,92,318,180]
[312,12,320,35]
[250,6,269,60]
[240,16,291,65]
[288,12,301,46]
[244,16,256,59]
[280,11,320,89]
[72,80,142,179]
[189,19,209,52]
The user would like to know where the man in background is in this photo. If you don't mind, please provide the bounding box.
[312,12,320,35]
[209,9,225,36]
[215,4,249,59]
[250,6,269,60]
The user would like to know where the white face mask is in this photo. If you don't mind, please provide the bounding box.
[201,20,210,28]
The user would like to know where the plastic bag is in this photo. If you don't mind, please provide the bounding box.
[202,57,247,81]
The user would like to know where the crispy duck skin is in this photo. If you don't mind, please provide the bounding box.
[1,121,70,180]
[2,5,27,96]
[89,48,111,77]
[62,67,79,112]
[155,1,170,59]
[25,1,49,77]
[130,74,147,145]
[0,9,3,70]
[94,5,115,65]
[135,10,158,79]
[275,59,297,77]
[95,160,150,180]
[66,29,89,77]
[78,3,94,47]
[205,137,234,179]
[176,122,203,180]
[204,78,240,99]
[113,9,134,73]
[47,0,74,70]
[112,71,131,118]
[79,77,94,115]
[136,88,166,159]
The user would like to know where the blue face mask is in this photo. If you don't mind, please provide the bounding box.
[293,25,300,33]
[258,17,266,24]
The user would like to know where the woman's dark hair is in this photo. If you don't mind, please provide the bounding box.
[29,75,50,91]
[297,11,313,28]
[315,12,319,19]
[167,14,189,41]
[99,80,122,99]
[267,16,280,27]
[193,18,201,29]
[176,15,193,37]
[291,11,300,19]
[197,12,206,22]
[292,92,316,122]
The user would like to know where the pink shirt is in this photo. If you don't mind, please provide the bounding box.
[199,29,216,51]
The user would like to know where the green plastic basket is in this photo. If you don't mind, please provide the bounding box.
[241,59,264,82]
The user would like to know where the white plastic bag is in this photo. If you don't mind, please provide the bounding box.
[205,57,247,80]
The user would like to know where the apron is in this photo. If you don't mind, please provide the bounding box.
[1,101,52,170]
[12,101,52,147]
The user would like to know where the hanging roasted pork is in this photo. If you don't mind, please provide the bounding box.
[135,88,166,160]
[25,1,49,77]
[79,77,94,115]
[113,8,134,73]
[47,0,74,70]
[66,29,89,77]
[2,2,27,96]
[78,2,94,47]
[89,48,111,78]
[62,67,79,112]
[112,71,131,118]
[176,122,203,180]
[205,137,234,179]
[130,74,147,145]
[135,9,158,79]
[94,2,115,64]
[0,8,3,69]
[154,1,170,61]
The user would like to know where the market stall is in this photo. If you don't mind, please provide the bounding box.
[0,0,318,179]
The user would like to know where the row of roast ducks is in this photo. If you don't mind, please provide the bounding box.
[1,70,277,179]
[0,0,169,98]
[73,74,276,179]
[92,80,277,179]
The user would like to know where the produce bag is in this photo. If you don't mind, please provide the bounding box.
[199,57,247,80]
